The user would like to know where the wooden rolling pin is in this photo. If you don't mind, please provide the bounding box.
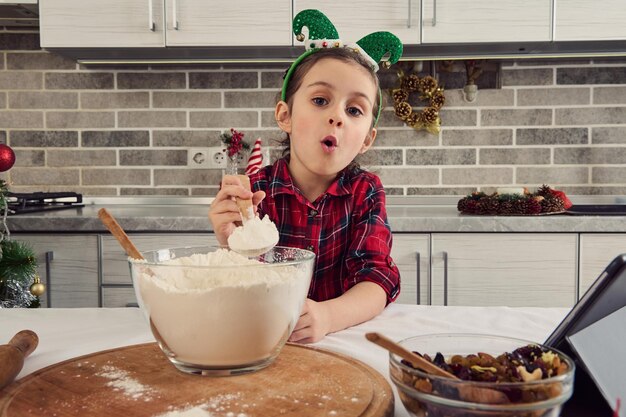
[0,330,38,391]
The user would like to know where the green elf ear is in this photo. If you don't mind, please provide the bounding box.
[293,9,341,50]
[355,31,404,71]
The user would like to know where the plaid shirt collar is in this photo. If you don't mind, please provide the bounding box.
[267,158,353,203]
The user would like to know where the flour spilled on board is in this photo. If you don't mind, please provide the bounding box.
[96,365,156,401]
[154,393,249,417]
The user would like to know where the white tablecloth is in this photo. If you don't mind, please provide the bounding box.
[0,304,569,417]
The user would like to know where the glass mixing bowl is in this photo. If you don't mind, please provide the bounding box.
[129,245,314,376]
[389,333,575,417]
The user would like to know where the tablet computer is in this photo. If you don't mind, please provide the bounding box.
[545,253,626,349]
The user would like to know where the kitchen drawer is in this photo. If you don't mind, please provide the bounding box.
[101,286,138,308]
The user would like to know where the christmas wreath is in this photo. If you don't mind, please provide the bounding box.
[457,185,573,216]
[390,69,445,135]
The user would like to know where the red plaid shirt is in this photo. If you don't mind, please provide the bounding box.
[249,158,400,303]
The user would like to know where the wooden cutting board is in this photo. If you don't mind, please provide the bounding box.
[0,343,393,417]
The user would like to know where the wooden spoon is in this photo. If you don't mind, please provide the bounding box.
[98,208,144,260]
[231,174,254,223]
[366,332,510,405]
[0,330,38,390]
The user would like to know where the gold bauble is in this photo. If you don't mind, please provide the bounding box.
[30,276,45,296]
[296,33,305,42]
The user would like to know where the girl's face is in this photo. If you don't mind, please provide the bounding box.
[276,58,378,186]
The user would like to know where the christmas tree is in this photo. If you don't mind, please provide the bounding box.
[0,178,41,308]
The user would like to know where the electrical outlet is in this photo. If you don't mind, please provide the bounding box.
[188,147,228,169]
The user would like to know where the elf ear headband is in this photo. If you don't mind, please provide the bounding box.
[281,9,404,127]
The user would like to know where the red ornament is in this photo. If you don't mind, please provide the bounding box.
[0,144,15,172]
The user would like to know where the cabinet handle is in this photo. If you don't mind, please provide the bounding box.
[407,0,412,28]
[432,0,437,27]
[172,0,179,30]
[148,0,156,31]
[442,251,448,306]
[45,251,54,307]
[416,251,420,304]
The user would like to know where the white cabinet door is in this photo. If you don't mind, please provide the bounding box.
[391,234,430,304]
[555,0,626,41]
[294,1,421,45]
[165,0,292,46]
[16,234,99,308]
[421,0,552,43]
[431,233,577,307]
[579,234,626,297]
[40,0,166,48]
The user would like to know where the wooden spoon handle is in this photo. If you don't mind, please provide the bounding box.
[226,174,253,220]
[98,208,144,260]
[9,330,38,358]
[366,332,458,379]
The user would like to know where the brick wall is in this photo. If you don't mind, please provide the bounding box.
[2,30,626,197]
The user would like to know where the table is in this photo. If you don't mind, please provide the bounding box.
[1,304,569,417]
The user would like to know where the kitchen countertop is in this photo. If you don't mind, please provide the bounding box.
[6,196,626,233]
[0,304,574,417]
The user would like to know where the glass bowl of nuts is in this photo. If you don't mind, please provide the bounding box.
[389,333,575,417]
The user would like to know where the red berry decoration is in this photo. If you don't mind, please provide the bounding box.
[0,144,16,172]
[549,189,573,210]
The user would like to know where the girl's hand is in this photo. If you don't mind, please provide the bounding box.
[208,176,265,246]
[288,299,331,344]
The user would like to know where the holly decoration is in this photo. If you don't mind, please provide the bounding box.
[458,185,571,216]
[0,144,16,172]
[220,128,250,157]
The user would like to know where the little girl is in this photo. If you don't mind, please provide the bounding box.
[209,10,402,343]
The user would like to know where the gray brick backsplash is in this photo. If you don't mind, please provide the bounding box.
[482,109,552,126]
[443,168,513,185]
[118,111,186,128]
[9,92,78,109]
[592,167,626,184]
[190,111,257,128]
[225,91,278,108]
[442,129,512,146]
[6,52,76,70]
[2,39,626,196]
[517,167,589,184]
[0,72,42,90]
[48,149,116,167]
[189,72,257,89]
[10,130,78,147]
[556,107,626,125]
[377,168,439,185]
[154,169,222,186]
[82,130,150,147]
[153,91,220,108]
[47,111,114,128]
[593,87,626,104]
[10,168,79,185]
[0,111,43,128]
[358,149,402,166]
[444,89,514,107]
[558,67,626,84]
[153,130,223,147]
[117,73,186,89]
[516,128,588,145]
[13,149,44,167]
[81,92,150,109]
[83,169,150,185]
[120,149,187,166]
[480,148,549,165]
[45,73,114,90]
[555,147,626,164]
[502,69,553,86]
[592,127,626,144]
[407,148,476,165]
[517,88,590,106]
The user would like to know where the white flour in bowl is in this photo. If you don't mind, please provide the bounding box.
[137,249,309,366]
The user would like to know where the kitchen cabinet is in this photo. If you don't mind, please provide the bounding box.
[100,233,217,307]
[391,233,430,304]
[40,0,291,48]
[17,234,99,308]
[555,0,626,41]
[294,1,421,45]
[579,234,626,297]
[421,0,552,43]
[430,233,577,307]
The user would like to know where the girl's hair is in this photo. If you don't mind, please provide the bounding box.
[278,48,382,168]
